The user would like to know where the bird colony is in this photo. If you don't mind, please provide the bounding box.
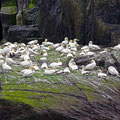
[0,37,120,78]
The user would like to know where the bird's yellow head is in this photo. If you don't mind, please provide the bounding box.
[72,62,76,65]
[53,66,56,70]
[70,40,73,43]
[65,37,68,40]
[74,38,77,42]
[48,46,51,49]
[99,69,102,73]
[27,45,29,49]
[17,44,20,48]
[30,66,34,71]
[4,58,6,63]
[24,51,27,55]
[66,44,70,47]
[14,42,18,45]
[8,43,11,46]
[104,48,108,52]
[35,64,38,67]
[57,58,60,62]
[32,45,34,48]
[90,59,95,63]
[75,43,78,47]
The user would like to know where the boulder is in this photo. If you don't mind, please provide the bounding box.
[8,25,40,43]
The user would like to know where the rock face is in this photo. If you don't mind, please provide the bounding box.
[38,0,120,45]
[1,6,17,39]
[8,25,40,43]
[23,7,39,25]
[0,1,3,41]
[38,0,85,43]
[89,0,120,46]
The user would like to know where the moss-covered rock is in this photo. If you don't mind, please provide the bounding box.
[0,45,120,119]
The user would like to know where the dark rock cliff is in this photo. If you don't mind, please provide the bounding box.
[2,0,120,45]
[0,1,3,41]
[38,0,86,43]
[38,0,120,45]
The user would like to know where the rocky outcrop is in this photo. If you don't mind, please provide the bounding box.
[23,7,39,25]
[38,0,120,45]
[8,25,40,43]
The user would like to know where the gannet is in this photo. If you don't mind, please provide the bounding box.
[85,60,96,70]
[41,63,48,69]
[0,59,4,65]
[6,54,15,64]
[40,57,47,61]
[67,52,73,58]
[33,64,40,71]
[0,53,4,59]
[20,51,30,61]
[42,39,53,46]
[22,66,35,76]
[28,40,38,45]
[85,51,96,56]
[113,44,120,50]
[20,59,32,67]
[61,45,71,54]
[81,66,90,75]
[98,69,107,78]
[69,62,78,70]
[108,66,120,76]
[2,58,12,71]
[64,67,70,73]
[50,58,62,68]
[100,48,108,54]
[89,41,100,50]
[2,44,11,54]
[44,67,56,75]
[68,58,74,68]
[42,51,48,57]
[55,44,64,52]
[81,45,89,50]
[62,37,69,44]
[52,43,60,49]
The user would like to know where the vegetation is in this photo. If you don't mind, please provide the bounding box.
[1,6,16,14]
[2,0,17,7]
[29,0,36,9]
